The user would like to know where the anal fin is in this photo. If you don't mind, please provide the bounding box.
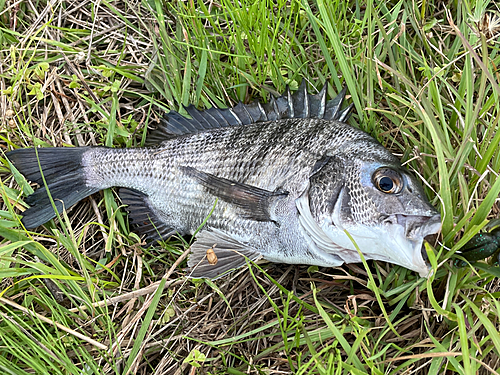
[187,229,262,279]
[119,188,176,243]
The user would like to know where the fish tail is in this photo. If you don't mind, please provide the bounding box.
[6,147,99,229]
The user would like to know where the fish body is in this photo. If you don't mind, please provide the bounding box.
[7,82,441,278]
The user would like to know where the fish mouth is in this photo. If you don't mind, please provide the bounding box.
[381,214,441,240]
[327,212,442,277]
[421,232,440,262]
[379,213,442,277]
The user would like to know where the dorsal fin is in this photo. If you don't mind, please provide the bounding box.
[146,82,352,145]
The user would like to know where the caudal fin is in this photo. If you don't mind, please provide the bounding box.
[7,147,99,229]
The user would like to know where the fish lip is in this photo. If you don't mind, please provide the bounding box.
[398,213,442,277]
[381,213,441,239]
[393,213,442,240]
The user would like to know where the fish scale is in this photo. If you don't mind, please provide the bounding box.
[7,82,441,279]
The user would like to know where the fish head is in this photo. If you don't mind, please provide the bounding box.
[300,142,441,277]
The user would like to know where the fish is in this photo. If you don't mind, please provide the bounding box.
[6,81,442,279]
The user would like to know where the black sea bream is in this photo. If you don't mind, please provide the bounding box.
[7,82,441,278]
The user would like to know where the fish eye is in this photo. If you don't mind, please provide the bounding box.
[372,168,403,194]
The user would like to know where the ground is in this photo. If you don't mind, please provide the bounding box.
[1,0,500,374]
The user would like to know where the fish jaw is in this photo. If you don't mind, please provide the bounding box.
[296,189,442,277]
[324,213,442,277]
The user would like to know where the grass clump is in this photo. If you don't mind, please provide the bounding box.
[1,0,500,374]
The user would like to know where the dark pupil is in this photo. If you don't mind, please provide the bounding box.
[379,176,394,192]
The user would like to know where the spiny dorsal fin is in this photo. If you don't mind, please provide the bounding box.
[147,82,352,145]
[324,86,353,121]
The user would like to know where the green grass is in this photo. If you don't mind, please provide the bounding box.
[1,0,500,373]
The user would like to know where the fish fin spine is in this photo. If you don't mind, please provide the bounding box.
[146,81,352,145]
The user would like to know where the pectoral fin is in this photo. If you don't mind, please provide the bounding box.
[181,166,287,222]
[188,229,262,279]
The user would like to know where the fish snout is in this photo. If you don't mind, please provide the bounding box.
[381,213,442,240]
